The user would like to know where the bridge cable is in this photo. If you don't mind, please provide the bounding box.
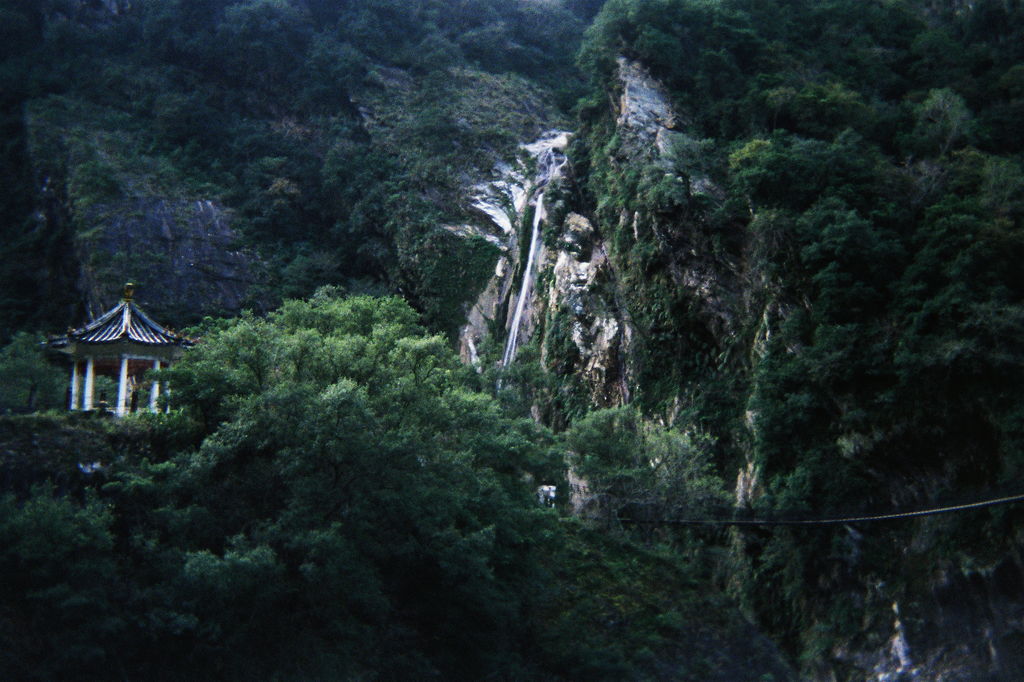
[616,492,1024,527]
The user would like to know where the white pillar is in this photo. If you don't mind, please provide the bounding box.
[116,355,129,416]
[84,357,95,411]
[149,359,161,412]
[69,361,80,411]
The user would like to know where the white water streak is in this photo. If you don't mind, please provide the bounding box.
[501,193,546,367]
[499,136,569,369]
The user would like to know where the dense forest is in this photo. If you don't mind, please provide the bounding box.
[2,0,1024,679]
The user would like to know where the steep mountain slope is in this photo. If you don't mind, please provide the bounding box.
[466,0,1024,677]
[2,0,1024,679]
[0,0,583,334]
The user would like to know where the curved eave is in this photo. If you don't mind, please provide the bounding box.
[64,301,194,348]
[52,339,190,361]
[46,299,194,360]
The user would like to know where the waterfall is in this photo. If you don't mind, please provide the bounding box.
[501,193,546,367]
[500,139,568,369]
[456,130,569,376]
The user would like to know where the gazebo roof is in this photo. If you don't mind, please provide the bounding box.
[49,284,193,351]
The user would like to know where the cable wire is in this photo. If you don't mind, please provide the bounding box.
[615,492,1024,527]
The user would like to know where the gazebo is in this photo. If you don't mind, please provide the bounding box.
[48,283,194,415]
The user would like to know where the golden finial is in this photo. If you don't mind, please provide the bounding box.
[123,282,135,301]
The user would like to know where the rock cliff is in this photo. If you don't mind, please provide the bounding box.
[611,58,739,347]
[453,58,741,411]
[74,197,259,320]
[477,52,1024,680]
[543,212,631,407]
[601,56,1024,682]
[26,97,262,325]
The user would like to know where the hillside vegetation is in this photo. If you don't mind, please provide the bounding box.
[2,0,1024,679]
[562,0,1024,674]
[0,0,587,336]
[0,292,790,680]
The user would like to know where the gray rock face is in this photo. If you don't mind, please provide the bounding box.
[613,56,740,364]
[823,548,1024,681]
[454,61,733,409]
[545,214,632,407]
[459,254,515,367]
[76,197,260,322]
[25,95,263,327]
[616,57,680,139]
[452,132,635,408]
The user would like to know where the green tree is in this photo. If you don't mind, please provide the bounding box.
[0,487,121,679]
[910,87,973,156]
[213,0,313,95]
[0,332,65,412]
[565,406,727,525]
[156,292,558,677]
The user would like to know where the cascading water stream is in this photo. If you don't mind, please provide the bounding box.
[458,130,570,381]
[501,193,545,367]
[499,141,568,371]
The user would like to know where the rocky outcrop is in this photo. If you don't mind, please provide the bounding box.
[75,197,260,322]
[26,96,263,326]
[616,56,681,152]
[817,533,1024,681]
[452,131,636,408]
[610,57,741,376]
[453,60,739,409]
[544,213,632,407]
[459,254,515,367]
[615,56,723,201]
